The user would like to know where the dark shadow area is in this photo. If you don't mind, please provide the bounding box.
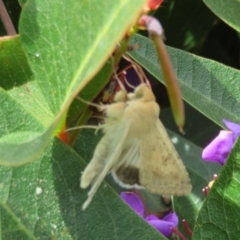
[200,20,240,69]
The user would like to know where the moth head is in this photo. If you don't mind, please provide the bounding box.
[114,90,127,102]
[105,102,126,119]
[134,84,155,102]
[127,92,135,100]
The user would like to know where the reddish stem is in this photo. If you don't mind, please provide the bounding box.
[182,219,193,237]
[0,0,16,35]
[170,227,187,240]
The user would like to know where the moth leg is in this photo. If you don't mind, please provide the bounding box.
[81,103,126,190]
[82,121,131,210]
[80,159,104,189]
[66,124,102,133]
[80,135,110,189]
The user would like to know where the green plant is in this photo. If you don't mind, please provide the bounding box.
[1,0,240,239]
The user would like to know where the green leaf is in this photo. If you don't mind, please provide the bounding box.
[66,61,112,124]
[128,34,240,127]
[173,169,207,240]
[203,0,240,33]
[0,139,166,239]
[19,0,147,115]
[0,36,33,90]
[168,128,221,238]
[0,0,148,166]
[0,87,54,167]
[193,138,240,240]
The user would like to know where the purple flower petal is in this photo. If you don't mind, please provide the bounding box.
[147,219,174,237]
[145,214,159,221]
[145,213,178,236]
[223,119,240,138]
[162,212,179,226]
[120,192,179,237]
[202,130,235,165]
[120,192,144,217]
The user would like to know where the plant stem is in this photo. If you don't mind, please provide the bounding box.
[0,0,16,35]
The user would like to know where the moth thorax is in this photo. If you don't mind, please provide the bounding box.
[126,101,160,138]
[134,84,156,102]
[105,102,126,119]
[127,92,135,99]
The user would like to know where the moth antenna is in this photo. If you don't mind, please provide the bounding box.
[116,65,140,90]
[109,54,125,92]
[123,54,151,88]
[122,75,135,90]
[134,64,150,88]
[112,67,127,93]
[117,64,132,76]
[122,54,144,83]
[128,60,145,84]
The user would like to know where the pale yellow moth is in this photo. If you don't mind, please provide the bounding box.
[80,83,192,210]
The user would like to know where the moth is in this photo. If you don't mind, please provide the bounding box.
[80,83,192,210]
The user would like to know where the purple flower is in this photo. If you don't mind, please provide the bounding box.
[120,192,178,237]
[202,119,240,165]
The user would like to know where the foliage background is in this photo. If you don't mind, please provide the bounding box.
[0,0,240,239]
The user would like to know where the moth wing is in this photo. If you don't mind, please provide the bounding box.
[111,143,143,189]
[81,119,131,210]
[81,102,127,189]
[139,120,192,195]
[80,133,111,189]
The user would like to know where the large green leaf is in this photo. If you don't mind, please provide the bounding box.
[203,0,240,33]
[193,138,240,239]
[0,0,148,166]
[0,138,166,239]
[128,34,240,128]
[19,0,147,115]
